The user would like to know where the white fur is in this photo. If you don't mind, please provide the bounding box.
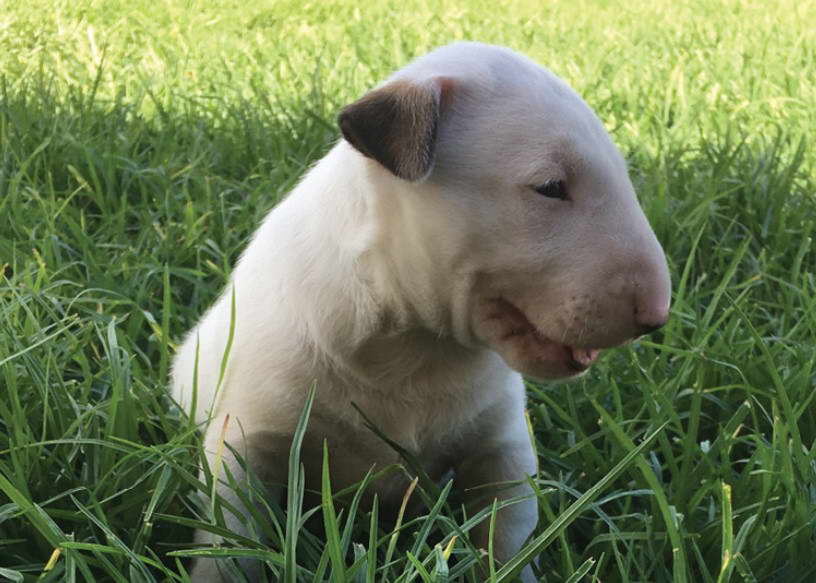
[172,42,670,581]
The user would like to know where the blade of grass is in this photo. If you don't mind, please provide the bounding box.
[494,421,669,582]
[284,383,316,583]
[322,439,348,583]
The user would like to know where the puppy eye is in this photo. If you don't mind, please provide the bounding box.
[532,180,568,200]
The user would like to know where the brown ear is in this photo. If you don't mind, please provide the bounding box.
[338,78,450,182]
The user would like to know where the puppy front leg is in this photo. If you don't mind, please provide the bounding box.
[191,418,285,583]
[456,427,538,581]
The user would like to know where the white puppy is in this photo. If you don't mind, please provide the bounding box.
[172,42,671,581]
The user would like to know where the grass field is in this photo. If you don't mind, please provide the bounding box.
[1,0,815,581]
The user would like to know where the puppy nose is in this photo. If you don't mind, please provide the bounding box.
[634,305,669,336]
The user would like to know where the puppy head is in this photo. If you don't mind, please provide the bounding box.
[338,43,671,381]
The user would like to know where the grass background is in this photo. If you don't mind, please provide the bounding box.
[1,0,814,581]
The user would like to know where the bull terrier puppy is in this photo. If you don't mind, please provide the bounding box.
[172,42,671,581]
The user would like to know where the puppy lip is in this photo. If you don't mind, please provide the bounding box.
[492,297,603,369]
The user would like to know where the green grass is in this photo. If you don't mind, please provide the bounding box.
[1,0,814,580]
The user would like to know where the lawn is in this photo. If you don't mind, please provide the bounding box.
[1,0,814,581]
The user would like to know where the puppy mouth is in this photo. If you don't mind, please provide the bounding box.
[566,346,601,371]
[512,328,601,372]
[490,298,602,373]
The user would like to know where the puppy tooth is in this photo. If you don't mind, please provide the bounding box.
[572,348,597,366]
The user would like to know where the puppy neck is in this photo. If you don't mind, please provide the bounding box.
[276,142,480,385]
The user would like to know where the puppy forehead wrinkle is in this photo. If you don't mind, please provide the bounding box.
[423,74,610,184]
